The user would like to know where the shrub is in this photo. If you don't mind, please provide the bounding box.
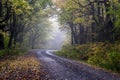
[106,51,120,72]
[56,42,120,73]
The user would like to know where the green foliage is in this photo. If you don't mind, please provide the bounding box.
[88,56,104,66]
[0,48,27,57]
[56,42,120,73]
[73,17,85,24]
[88,51,120,73]
[0,0,53,49]
[56,44,90,60]
[107,52,120,71]
[88,43,120,73]
[4,34,9,48]
[10,0,33,15]
[107,2,120,36]
[0,50,6,57]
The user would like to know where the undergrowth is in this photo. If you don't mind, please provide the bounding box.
[0,49,27,58]
[56,42,120,73]
[0,34,27,57]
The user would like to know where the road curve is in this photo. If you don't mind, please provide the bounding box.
[35,50,120,80]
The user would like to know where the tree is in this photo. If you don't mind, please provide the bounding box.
[54,0,120,45]
[0,0,52,49]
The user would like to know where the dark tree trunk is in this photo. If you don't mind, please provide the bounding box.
[8,12,16,48]
[0,0,4,49]
[32,38,35,49]
[104,1,114,42]
[79,24,85,44]
[74,26,79,44]
[0,0,2,17]
[69,22,78,45]
[0,34,4,49]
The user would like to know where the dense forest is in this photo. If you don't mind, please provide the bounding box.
[0,0,52,50]
[0,0,120,75]
[53,0,120,44]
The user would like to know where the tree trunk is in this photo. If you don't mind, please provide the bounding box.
[0,34,4,49]
[69,22,78,45]
[79,24,85,44]
[8,12,16,48]
[104,1,114,42]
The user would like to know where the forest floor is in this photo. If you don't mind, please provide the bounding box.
[0,52,51,80]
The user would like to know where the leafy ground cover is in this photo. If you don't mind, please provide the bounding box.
[56,42,120,73]
[0,52,50,80]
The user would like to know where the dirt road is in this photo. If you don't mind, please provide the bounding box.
[36,50,120,80]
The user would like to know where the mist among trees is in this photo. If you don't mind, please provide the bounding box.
[0,0,120,73]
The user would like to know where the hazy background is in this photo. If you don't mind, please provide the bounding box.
[46,15,66,50]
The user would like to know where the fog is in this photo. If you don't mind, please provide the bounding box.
[47,15,66,50]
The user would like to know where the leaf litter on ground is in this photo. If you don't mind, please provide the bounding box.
[0,52,51,80]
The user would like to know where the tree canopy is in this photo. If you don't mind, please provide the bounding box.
[0,0,52,49]
[53,0,120,45]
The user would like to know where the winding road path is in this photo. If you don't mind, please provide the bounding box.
[35,50,120,80]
